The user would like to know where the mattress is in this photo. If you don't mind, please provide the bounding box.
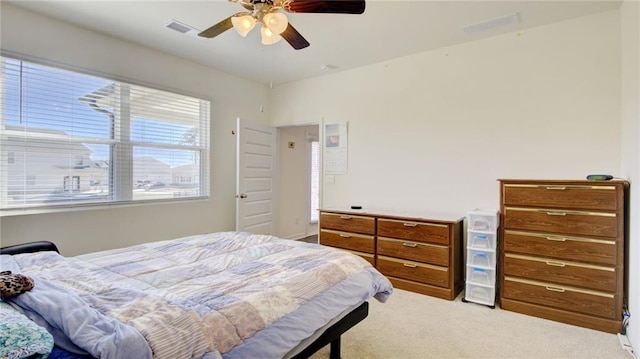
[1,231,393,359]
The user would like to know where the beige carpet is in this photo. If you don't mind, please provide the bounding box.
[310,289,630,359]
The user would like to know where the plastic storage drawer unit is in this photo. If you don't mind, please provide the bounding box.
[464,208,499,308]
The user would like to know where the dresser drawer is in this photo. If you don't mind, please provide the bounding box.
[504,230,617,266]
[503,277,616,319]
[504,254,616,292]
[378,218,449,245]
[377,237,449,266]
[320,212,375,235]
[377,255,449,288]
[504,207,617,237]
[503,183,619,211]
[319,229,375,253]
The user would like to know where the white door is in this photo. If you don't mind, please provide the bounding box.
[236,118,277,234]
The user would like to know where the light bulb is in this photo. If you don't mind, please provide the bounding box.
[263,12,288,35]
[261,25,282,45]
[231,15,256,37]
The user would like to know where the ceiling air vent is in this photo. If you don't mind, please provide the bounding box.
[463,12,519,34]
[165,20,201,37]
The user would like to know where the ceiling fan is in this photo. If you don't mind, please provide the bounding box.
[198,0,366,50]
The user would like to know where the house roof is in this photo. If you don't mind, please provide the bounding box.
[3,125,93,153]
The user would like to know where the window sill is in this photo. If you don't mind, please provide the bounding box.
[0,196,209,217]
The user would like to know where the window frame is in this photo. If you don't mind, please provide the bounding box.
[0,52,211,215]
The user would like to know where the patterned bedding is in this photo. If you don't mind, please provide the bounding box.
[1,232,393,359]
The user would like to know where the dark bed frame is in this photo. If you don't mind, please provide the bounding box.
[1,241,368,359]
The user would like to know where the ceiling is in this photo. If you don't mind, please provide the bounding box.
[5,0,622,85]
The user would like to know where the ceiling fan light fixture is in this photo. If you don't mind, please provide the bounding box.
[263,12,288,35]
[231,15,256,37]
[260,25,282,45]
[200,0,365,49]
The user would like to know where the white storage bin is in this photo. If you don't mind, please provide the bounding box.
[467,248,496,268]
[467,230,497,250]
[467,209,499,231]
[466,265,496,286]
[465,283,496,306]
[465,208,498,307]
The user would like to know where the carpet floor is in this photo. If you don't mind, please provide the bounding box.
[309,288,629,358]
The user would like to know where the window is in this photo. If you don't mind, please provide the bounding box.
[63,176,80,192]
[0,56,210,211]
[310,140,319,223]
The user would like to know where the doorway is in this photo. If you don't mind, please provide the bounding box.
[276,124,319,240]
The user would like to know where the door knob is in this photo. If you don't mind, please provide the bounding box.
[236,193,247,199]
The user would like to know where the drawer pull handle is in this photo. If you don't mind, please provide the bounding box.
[402,242,418,248]
[339,234,351,238]
[403,263,417,268]
[546,211,567,216]
[403,223,418,227]
[546,261,566,267]
[545,286,566,293]
[545,186,567,190]
[546,236,567,242]
[340,215,352,220]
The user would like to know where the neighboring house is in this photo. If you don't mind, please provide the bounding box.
[171,163,199,186]
[133,156,171,186]
[3,127,186,203]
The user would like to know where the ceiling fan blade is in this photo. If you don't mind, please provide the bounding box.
[284,0,365,14]
[240,3,254,11]
[198,16,234,38]
[230,0,254,11]
[281,23,310,50]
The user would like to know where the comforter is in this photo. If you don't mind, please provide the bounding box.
[1,232,393,359]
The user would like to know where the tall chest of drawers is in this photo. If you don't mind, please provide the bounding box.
[319,208,464,300]
[499,179,628,333]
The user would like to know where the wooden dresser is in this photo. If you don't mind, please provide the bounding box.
[318,211,376,266]
[319,208,464,300]
[499,179,628,333]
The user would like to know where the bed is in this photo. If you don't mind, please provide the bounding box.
[0,231,393,359]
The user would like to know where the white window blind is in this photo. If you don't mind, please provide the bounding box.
[0,56,210,211]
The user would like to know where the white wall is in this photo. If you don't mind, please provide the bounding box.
[0,3,269,255]
[621,0,640,352]
[271,10,622,215]
[276,125,318,239]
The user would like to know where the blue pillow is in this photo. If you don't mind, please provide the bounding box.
[0,301,53,359]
